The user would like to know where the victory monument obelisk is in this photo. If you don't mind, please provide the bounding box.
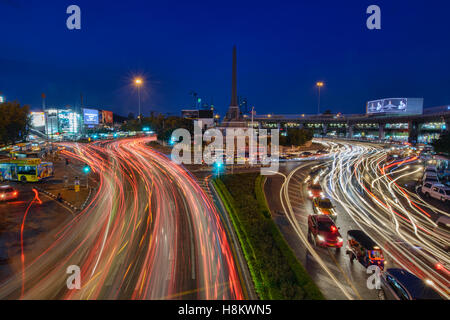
[225,46,242,122]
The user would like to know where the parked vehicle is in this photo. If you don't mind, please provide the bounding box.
[346,230,385,269]
[379,268,442,300]
[421,183,450,203]
[312,197,337,220]
[307,215,343,249]
[0,185,19,201]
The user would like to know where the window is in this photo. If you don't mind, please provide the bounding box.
[386,275,409,300]
[317,221,334,232]
[17,166,36,175]
[439,189,445,195]
[432,187,438,192]
[424,183,432,188]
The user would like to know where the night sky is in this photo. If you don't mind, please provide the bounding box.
[1,0,449,117]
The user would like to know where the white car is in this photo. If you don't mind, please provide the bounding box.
[0,185,19,201]
[421,183,450,203]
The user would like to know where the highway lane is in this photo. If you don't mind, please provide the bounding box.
[0,137,243,299]
[266,139,449,299]
[0,184,73,286]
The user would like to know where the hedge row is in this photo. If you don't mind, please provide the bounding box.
[214,173,324,300]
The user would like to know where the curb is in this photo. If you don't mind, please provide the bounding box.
[34,186,80,211]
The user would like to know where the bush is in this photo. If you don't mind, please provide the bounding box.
[214,173,324,300]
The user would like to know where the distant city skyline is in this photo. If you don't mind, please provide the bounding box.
[1,0,450,117]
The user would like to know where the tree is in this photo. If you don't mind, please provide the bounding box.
[279,128,313,147]
[432,133,450,155]
[0,101,30,146]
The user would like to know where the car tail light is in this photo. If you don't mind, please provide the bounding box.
[331,226,337,232]
[13,191,18,197]
[436,263,442,270]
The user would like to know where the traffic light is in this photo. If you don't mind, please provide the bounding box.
[83,166,91,174]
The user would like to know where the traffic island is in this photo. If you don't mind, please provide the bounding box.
[213,172,324,300]
[33,157,96,211]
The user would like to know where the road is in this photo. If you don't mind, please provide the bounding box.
[0,137,243,299]
[265,139,449,300]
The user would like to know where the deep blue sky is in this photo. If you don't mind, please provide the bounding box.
[1,0,449,117]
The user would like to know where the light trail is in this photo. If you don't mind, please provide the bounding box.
[1,137,243,300]
[319,140,449,298]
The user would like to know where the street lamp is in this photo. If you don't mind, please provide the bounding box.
[316,81,324,115]
[134,78,143,123]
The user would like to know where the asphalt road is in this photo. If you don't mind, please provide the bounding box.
[265,139,449,300]
[0,137,243,299]
[0,183,73,286]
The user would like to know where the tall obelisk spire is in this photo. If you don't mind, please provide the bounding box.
[226,45,240,120]
[231,45,238,107]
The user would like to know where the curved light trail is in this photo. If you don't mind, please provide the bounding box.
[0,137,243,300]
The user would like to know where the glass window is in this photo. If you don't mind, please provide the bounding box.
[386,275,409,300]
[17,165,36,175]
[317,221,334,232]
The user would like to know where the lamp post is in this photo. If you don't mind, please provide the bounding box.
[316,81,324,115]
[134,78,143,123]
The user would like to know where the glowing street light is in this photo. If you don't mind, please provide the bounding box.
[134,77,143,123]
[316,81,324,115]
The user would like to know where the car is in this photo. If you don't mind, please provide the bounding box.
[436,215,450,231]
[300,151,313,158]
[0,185,19,201]
[423,172,438,181]
[312,197,337,220]
[307,182,324,199]
[346,230,385,269]
[421,183,450,203]
[307,215,343,249]
[379,268,443,300]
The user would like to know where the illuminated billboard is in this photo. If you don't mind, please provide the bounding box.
[83,108,99,125]
[30,112,45,128]
[102,110,113,124]
[366,98,423,115]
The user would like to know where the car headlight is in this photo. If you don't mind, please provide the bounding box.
[317,235,325,242]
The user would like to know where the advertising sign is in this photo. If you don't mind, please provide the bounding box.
[102,110,113,124]
[30,112,46,128]
[83,108,99,125]
[366,98,423,115]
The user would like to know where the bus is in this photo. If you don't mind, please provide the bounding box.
[0,158,54,183]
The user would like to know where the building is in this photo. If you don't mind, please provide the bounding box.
[181,109,216,129]
[244,100,450,144]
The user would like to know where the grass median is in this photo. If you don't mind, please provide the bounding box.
[213,172,324,300]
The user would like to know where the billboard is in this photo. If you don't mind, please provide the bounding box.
[366,98,423,115]
[30,112,45,128]
[83,108,99,125]
[102,110,113,124]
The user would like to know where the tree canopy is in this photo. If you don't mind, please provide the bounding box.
[432,133,450,155]
[279,128,313,147]
[0,101,30,146]
[121,113,193,141]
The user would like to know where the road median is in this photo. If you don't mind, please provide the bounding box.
[214,172,324,300]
